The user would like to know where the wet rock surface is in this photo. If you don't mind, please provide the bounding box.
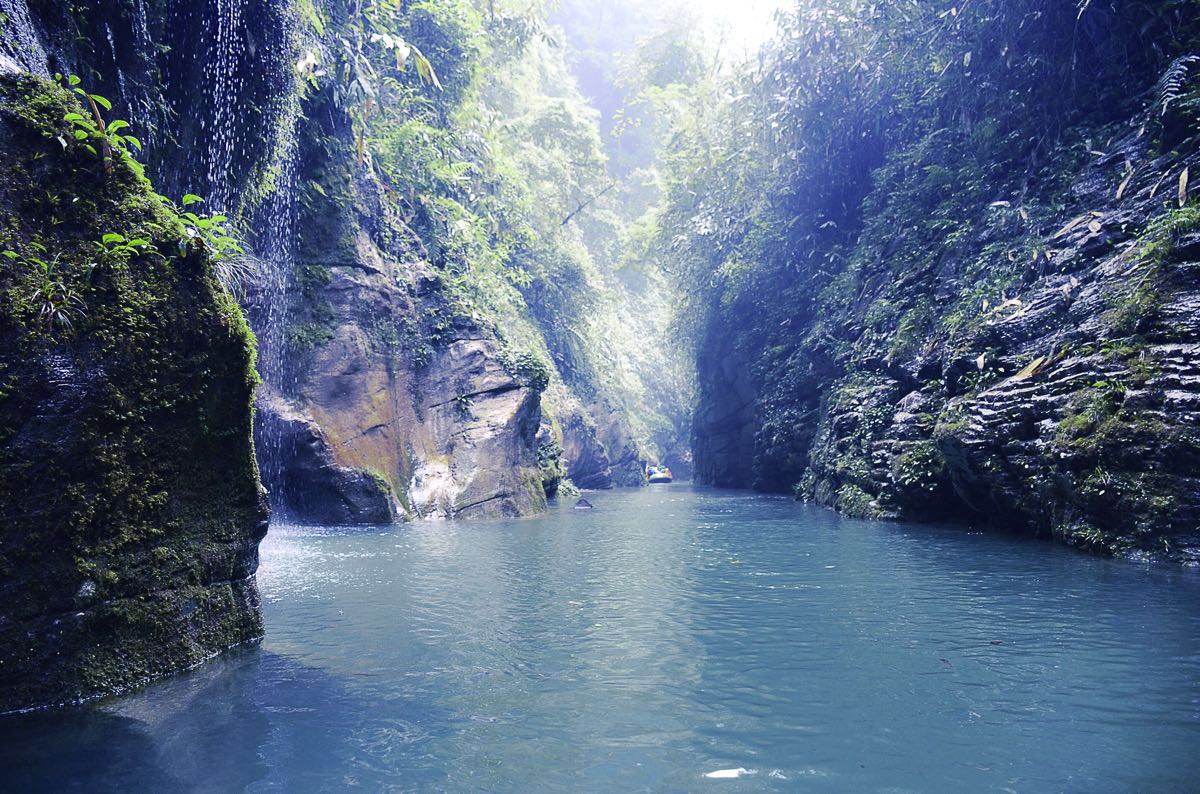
[256,397,397,524]
[560,407,616,489]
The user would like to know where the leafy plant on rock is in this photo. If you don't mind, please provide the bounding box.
[175,194,243,259]
[54,74,144,177]
[3,247,85,333]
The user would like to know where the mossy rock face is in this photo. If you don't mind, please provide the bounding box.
[0,75,267,711]
[692,40,1200,561]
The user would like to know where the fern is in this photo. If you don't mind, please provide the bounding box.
[1154,54,1199,118]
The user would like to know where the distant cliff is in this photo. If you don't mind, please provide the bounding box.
[253,99,550,521]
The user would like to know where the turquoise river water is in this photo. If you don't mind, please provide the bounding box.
[3,486,1200,791]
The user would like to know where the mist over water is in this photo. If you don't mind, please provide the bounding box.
[4,487,1199,791]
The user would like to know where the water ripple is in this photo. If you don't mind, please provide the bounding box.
[3,487,1199,791]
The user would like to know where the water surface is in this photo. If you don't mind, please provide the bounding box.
[4,486,1200,791]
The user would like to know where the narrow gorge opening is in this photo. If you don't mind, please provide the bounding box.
[2,0,1200,785]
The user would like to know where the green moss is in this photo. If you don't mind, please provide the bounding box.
[834,483,886,520]
[1104,266,1163,336]
[1103,206,1200,336]
[888,297,933,362]
[285,263,337,351]
[793,469,817,501]
[1139,205,1200,264]
[287,322,336,350]
[1054,381,1126,452]
[537,438,566,497]
[0,74,265,711]
[502,349,552,393]
[891,440,946,493]
[1055,520,1128,556]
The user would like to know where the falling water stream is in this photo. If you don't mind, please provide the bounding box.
[194,0,302,499]
[205,0,248,214]
[248,136,301,502]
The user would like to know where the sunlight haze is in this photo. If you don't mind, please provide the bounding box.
[679,0,789,53]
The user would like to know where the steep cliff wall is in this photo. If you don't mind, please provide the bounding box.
[256,101,549,521]
[728,116,1200,562]
[681,3,1200,561]
[0,75,266,711]
[243,2,660,521]
[788,127,1200,559]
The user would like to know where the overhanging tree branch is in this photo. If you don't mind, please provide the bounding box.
[561,183,615,226]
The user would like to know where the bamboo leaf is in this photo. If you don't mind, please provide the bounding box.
[1115,168,1135,200]
[1180,167,1190,207]
[1150,169,1170,199]
[1052,214,1089,239]
[1012,356,1048,382]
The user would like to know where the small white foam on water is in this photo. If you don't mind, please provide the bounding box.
[704,767,754,779]
[795,768,830,777]
[769,770,788,780]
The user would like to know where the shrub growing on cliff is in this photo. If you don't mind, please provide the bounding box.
[55,74,143,177]
[891,441,946,494]
[32,76,249,290]
[176,194,243,260]
[503,350,551,393]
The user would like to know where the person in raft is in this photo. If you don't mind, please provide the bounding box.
[646,463,673,481]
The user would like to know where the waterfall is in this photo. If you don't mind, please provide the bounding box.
[249,138,300,508]
[204,0,248,214]
[194,0,302,507]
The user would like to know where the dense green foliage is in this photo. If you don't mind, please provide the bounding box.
[287,0,694,470]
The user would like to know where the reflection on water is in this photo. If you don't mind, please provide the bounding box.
[3,486,1200,791]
